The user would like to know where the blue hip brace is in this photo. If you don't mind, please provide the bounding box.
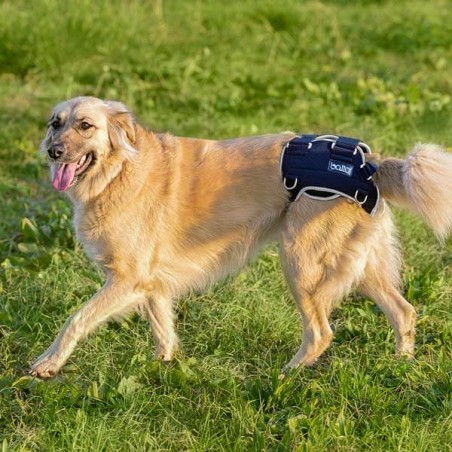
[280,134,380,215]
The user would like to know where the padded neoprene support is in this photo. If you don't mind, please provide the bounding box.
[281,135,380,215]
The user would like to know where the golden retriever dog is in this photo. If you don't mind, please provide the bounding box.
[31,96,452,378]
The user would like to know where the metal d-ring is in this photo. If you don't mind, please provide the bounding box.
[354,190,368,205]
[283,177,298,190]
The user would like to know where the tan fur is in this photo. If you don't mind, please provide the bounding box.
[31,96,452,378]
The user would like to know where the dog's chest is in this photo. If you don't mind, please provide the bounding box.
[73,200,154,273]
[75,223,106,266]
[73,204,114,265]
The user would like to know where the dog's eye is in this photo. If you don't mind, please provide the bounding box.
[51,120,61,129]
[80,122,92,130]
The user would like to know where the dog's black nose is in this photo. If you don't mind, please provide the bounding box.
[48,144,64,159]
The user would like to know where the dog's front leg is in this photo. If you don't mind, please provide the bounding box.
[141,295,178,361]
[30,278,144,378]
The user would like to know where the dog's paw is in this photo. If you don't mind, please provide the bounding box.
[279,364,299,379]
[30,354,62,379]
[154,349,174,362]
[154,343,179,362]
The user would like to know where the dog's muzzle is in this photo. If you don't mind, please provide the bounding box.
[48,144,64,160]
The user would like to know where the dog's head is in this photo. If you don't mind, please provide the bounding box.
[41,96,136,195]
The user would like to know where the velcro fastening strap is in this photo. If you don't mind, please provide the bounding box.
[286,134,318,154]
[361,162,378,180]
[334,136,360,152]
[297,134,317,146]
[331,136,360,163]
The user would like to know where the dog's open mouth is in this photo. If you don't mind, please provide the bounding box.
[52,152,94,192]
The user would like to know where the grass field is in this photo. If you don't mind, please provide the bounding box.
[0,0,451,450]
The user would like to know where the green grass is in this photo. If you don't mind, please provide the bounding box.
[1,0,451,450]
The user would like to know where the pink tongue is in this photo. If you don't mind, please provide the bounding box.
[52,162,78,191]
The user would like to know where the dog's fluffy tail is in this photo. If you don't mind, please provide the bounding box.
[374,144,452,238]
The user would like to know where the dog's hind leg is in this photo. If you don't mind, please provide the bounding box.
[280,200,374,369]
[360,279,416,357]
[140,295,178,361]
[280,254,359,369]
[358,230,417,357]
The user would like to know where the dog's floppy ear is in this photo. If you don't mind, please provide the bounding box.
[105,101,137,158]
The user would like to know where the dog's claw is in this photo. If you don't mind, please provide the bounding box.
[30,363,58,379]
[30,353,61,379]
